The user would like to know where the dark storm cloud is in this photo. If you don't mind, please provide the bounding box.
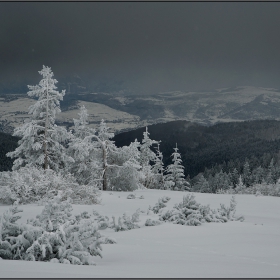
[1,2,280,93]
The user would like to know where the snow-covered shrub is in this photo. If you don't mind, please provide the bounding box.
[91,210,110,230]
[68,184,100,205]
[127,194,136,199]
[255,190,263,197]
[27,196,73,231]
[160,194,204,226]
[0,203,26,260]
[111,209,141,232]
[145,219,162,226]
[0,166,100,205]
[217,196,244,222]
[91,209,142,233]
[0,167,46,204]
[0,196,115,264]
[150,196,171,214]
[159,194,244,226]
[0,185,18,205]
[98,236,117,244]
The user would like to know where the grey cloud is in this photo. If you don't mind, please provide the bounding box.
[1,2,280,93]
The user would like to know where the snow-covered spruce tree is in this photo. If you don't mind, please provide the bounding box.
[151,143,165,189]
[139,127,158,188]
[7,65,73,172]
[229,167,239,187]
[234,175,247,194]
[164,143,190,191]
[242,161,251,187]
[192,174,210,193]
[67,105,100,185]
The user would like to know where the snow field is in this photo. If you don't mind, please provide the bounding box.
[0,189,280,278]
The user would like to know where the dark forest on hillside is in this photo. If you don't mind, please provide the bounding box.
[2,119,280,183]
[113,120,280,179]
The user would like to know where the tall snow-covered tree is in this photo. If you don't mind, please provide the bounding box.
[7,65,73,171]
[164,143,189,191]
[139,127,158,188]
[242,161,251,187]
[229,167,239,187]
[235,175,246,193]
[67,105,100,185]
[266,158,278,184]
[151,143,165,189]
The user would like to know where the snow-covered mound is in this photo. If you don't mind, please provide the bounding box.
[0,189,279,278]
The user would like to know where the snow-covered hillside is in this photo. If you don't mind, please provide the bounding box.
[0,189,279,278]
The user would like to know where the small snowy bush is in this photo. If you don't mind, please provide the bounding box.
[159,194,244,226]
[111,209,141,232]
[150,196,171,214]
[0,196,115,265]
[126,194,136,199]
[145,219,162,226]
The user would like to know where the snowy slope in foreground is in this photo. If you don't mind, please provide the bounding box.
[0,190,279,278]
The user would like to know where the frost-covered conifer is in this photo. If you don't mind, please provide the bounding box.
[235,175,246,193]
[193,174,210,193]
[229,167,239,187]
[7,65,73,171]
[151,143,165,189]
[139,127,158,188]
[164,144,189,191]
[243,161,251,187]
[67,105,100,185]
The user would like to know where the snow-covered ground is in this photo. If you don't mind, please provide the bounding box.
[1,189,280,278]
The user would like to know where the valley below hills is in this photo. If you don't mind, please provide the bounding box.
[1,86,280,134]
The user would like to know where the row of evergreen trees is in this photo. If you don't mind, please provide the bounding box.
[2,66,189,201]
[191,156,280,193]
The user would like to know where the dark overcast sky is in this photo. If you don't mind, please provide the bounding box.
[1,2,280,93]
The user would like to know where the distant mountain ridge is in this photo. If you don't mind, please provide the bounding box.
[1,86,280,134]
